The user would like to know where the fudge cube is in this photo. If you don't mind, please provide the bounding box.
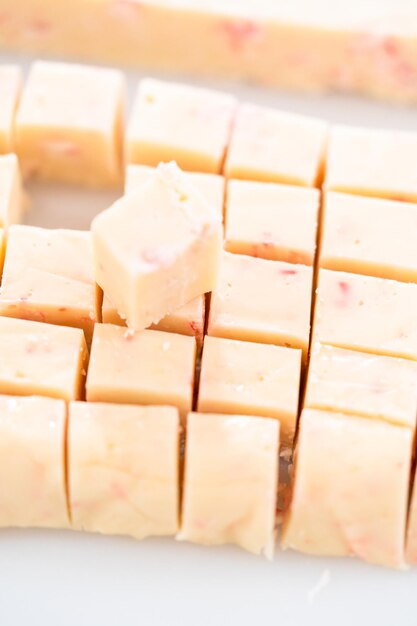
[225,179,319,263]
[69,402,180,539]
[125,164,225,218]
[282,409,412,568]
[0,316,88,401]
[178,412,279,557]
[407,474,417,564]
[198,336,302,447]
[86,324,196,421]
[306,343,417,429]
[15,60,125,187]
[92,162,222,331]
[320,192,417,282]
[126,78,237,174]
[0,153,24,228]
[0,395,68,529]
[313,269,417,360]
[0,65,21,153]
[325,125,417,202]
[224,103,328,186]
[0,225,99,340]
[208,252,313,359]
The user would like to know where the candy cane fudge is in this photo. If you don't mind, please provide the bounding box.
[198,336,302,447]
[68,402,180,539]
[320,192,417,282]
[126,79,236,174]
[208,252,313,360]
[0,154,24,229]
[178,412,279,557]
[0,65,21,153]
[15,60,125,187]
[225,104,327,187]
[86,324,196,422]
[305,343,417,429]
[325,125,417,203]
[313,269,417,361]
[225,180,319,264]
[0,225,99,340]
[125,164,225,218]
[0,395,68,529]
[406,475,417,564]
[282,408,412,568]
[0,316,87,401]
[92,162,222,331]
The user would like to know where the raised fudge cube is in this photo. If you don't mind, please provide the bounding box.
[0,153,24,228]
[0,65,21,153]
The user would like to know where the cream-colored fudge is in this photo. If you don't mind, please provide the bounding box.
[208,252,313,359]
[0,65,21,153]
[198,336,302,447]
[0,228,5,275]
[325,125,417,202]
[92,162,222,331]
[15,60,125,187]
[0,225,99,340]
[306,343,417,428]
[320,192,417,281]
[86,324,196,421]
[406,476,417,564]
[282,408,412,568]
[126,78,236,174]
[0,395,68,529]
[125,164,225,218]
[178,412,279,557]
[69,402,179,539]
[225,104,327,187]
[313,269,417,361]
[102,293,205,344]
[0,153,24,228]
[225,180,319,263]
[0,316,88,401]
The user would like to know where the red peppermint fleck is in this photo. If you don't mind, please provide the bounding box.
[218,19,262,52]
[280,268,298,276]
[338,281,349,295]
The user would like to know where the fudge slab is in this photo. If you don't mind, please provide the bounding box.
[86,324,196,422]
[126,78,236,174]
[225,179,319,264]
[0,395,68,529]
[313,269,417,361]
[0,153,24,229]
[306,343,417,429]
[320,192,417,282]
[0,225,99,339]
[178,412,279,558]
[92,162,222,331]
[69,402,180,539]
[0,65,21,153]
[198,336,302,447]
[282,408,412,568]
[0,316,88,401]
[15,60,125,187]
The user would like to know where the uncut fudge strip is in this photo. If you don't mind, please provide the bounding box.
[319,192,417,282]
[198,336,302,448]
[86,324,196,424]
[178,412,279,558]
[224,179,319,264]
[207,252,313,361]
[224,103,328,187]
[68,402,180,539]
[0,395,69,529]
[0,153,24,228]
[324,125,417,202]
[313,269,417,361]
[92,162,222,332]
[305,343,417,429]
[125,164,225,219]
[282,408,412,569]
[15,60,125,187]
[0,316,88,401]
[0,225,99,341]
[126,78,237,174]
[0,65,21,153]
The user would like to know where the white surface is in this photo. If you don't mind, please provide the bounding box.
[1,51,417,626]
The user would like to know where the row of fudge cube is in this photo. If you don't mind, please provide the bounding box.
[2,61,417,201]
